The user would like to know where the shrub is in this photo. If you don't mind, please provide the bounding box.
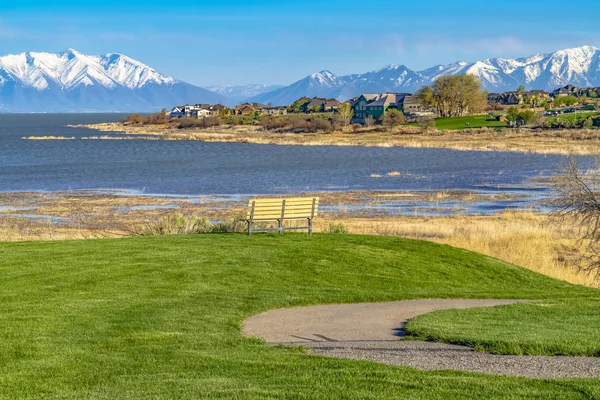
[383,109,407,132]
[134,213,246,236]
[310,118,333,133]
[418,117,436,131]
[328,222,349,234]
[177,116,222,129]
[259,117,287,131]
[123,114,143,125]
[351,123,362,133]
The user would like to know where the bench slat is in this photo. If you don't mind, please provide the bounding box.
[249,205,319,211]
[247,199,319,206]
[250,209,318,215]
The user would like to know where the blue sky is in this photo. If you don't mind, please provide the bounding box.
[1,0,599,87]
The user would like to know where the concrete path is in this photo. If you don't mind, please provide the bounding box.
[242,299,600,378]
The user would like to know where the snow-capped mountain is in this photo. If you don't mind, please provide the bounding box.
[0,49,230,112]
[250,45,600,105]
[249,71,345,106]
[204,84,284,103]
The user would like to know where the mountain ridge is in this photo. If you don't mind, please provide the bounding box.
[0,49,231,112]
[249,45,600,106]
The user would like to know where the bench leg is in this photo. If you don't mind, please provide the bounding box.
[248,220,252,236]
[308,218,313,235]
[278,219,283,235]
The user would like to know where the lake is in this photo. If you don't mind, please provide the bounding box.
[0,114,588,202]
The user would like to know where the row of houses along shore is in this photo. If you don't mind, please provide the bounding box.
[169,93,433,122]
[169,84,600,122]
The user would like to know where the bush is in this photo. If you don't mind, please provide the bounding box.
[259,117,287,131]
[310,118,333,133]
[123,114,143,125]
[351,123,362,133]
[177,116,222,129]
[383,109,407,132]
[134,213,246,236]
[418,117,436,131]
[328,222,349,234]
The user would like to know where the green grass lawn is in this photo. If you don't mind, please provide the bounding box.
[404,299,600,356]
[0,234,598,399]
[545,111,600,124]
[435,115,508,130]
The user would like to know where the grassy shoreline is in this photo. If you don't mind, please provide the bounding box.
[57,122,600,155]
[0,190,596,287]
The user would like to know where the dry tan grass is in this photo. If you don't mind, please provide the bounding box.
[66,123,600,155]
[316,211,597,287]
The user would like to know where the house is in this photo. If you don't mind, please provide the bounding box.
[257,106,288,116]
[401,95,436,117]
[487,93,503,103]
[351,93,407,121]
[208,104,228,116]
[191,108,211,119]
[553,85,578,97]
[235,103,255,116]
[169,106,185,118]
[301,97,341,113]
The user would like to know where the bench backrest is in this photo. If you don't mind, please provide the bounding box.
[247,197,319,220]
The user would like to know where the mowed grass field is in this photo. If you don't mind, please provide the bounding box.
[435,115,508,130]
[545,111,600,123]
[0,234,599,399]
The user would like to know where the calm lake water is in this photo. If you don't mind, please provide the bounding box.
[0,114,590,201]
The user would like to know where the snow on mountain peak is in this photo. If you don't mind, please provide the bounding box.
[0,49,176,91]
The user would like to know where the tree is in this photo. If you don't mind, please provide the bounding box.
[551,157,600,282]
[517,85,526,93]
[336,103,354,127]
[589,91,598,99]
[505,107,536,127]
[416,74,488,117]
[382,109,406,132]
[555,95,578,107]
[364,115,375,128]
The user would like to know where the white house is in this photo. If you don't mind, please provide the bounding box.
[169,106,184,118]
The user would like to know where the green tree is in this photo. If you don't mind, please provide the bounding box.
[583,117,594,129]
[589,91,598,99]
[555,95,578,107]
[382,109,406,132]
[336,103,354,127]
[516,85,526,93]
[506,107,536,127]
[416,74,488,117]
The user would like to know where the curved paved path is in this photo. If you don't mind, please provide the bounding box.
[242,299,600,378]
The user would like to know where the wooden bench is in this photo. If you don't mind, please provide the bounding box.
[244,197,319,235]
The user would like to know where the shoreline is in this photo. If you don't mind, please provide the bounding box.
[0,188,594,287]
[51,122,600,155]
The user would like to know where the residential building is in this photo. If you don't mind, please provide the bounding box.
[300,97,341,113]
[351,93,407,121]
[257,106,288,116]
[235,103,255,116]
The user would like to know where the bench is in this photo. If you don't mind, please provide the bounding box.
[244,197,319,235]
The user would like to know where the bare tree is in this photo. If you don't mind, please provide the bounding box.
[551,156,600,281]
[364,115,375,128]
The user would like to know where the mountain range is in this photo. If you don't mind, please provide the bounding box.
[1,45,600,112]
[0,49,229,112]
[249,45,600,105]
[203,84,284,103]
